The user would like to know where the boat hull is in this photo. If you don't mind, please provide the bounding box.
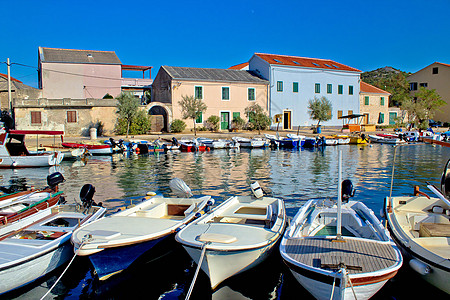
[0,152,63,168]
[62,143,113,155]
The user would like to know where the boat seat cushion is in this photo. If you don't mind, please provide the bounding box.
[197,233,237,244]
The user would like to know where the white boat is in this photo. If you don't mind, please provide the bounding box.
[368,134,405,144]
[323,137,339,146]
[0,185,105,295]
[384,157,450,294]
[71,178,214,280]
[333,135,351,145]
[0,129,64,168]
[232,136,268,148]
[175,182,286,290]
[197,138,228,149]
[280,152,402,300]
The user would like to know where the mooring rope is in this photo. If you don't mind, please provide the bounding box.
[40,236,90,300]
[329,269,341,300]
[344,268,357,300]
[185,242,210,300]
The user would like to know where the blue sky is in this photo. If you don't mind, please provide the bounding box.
[1,0,449,88]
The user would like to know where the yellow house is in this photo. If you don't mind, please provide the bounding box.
[152,66,269,131]
[360,81,391,125]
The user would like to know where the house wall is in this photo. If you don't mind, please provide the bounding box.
[407,63,450,123]
[40,62,122,99]
[0,88,42,110]
[170,80,268,129]
[359,92,390,125]
[13,98,118,136]
[151,68,172,104]
[249,59,360,128]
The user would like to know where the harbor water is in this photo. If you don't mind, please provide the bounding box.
[1,143,449,299]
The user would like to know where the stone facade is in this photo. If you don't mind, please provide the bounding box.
[359,81,390,125]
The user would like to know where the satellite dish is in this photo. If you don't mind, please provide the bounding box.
[441,159,450,199]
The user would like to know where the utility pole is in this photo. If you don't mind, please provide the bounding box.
[7,58,12,115]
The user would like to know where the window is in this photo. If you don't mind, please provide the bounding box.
[232,112,240,120]
[419,83,428,88]
[312,62,320,67]
[349,85,354,95]
[195,112,203,124]
[338,85,343,95]
[274,59,282,63]
[67,111,77,123]
[378,113,385,124]
[327,84,332,94]
[194,86,203,99]
[364,96,369,105]
[222,87,230,100]
[315,83,320,93]
[293,82,299,93]
[410,82,418,91]
[277,81,283,92]
[337,110,343,119]
[248,88,255,101]
[31,111,41,125]
[432,67,438,74]
[380,97,385,106]
[292,61,301,65]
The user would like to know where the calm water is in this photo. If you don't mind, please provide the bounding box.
[1,143,449,299]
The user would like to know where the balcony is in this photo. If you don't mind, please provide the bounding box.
[121,78,153,88]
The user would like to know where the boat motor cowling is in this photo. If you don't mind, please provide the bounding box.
[342,179,355,202]
[80,184,96,208]
[47,172,65,190]
[441,159,450,200]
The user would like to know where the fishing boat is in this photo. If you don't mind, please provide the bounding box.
[333,135,351,145]
[232,136,268,148]
[303,137,323,148]
[61,142,113,155]
[0,184,105,295]
[280,151,402,300]
[71,178,214,280]
[322,136,339,146]
[178,138,209,152]
[368,134,405,144]
[384,156,450,294]
[265,134,299,149]
[287,134,306,147]
[0,129,64,168]
[175,182,286,290]
[197,138,228,149]
[349,134,368,145]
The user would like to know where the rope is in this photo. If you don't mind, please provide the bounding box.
[185,242,210,300]
[344,269,357,300]
[40,237,89,299]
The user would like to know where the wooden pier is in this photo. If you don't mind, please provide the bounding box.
[421,137,450,148]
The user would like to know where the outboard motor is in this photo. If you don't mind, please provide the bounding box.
[109,138,118,147]
[47,172,65,191]
[118,139,126,152]
[341,179,355,202]
[441,159,450,200]
[80,184,96,209]
[172,137,179,146]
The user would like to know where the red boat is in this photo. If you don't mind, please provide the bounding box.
[179,140,209,152]
[62,142,112,155]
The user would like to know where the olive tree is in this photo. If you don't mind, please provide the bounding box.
[308,96,333,127]
[116,92,140,137]
[402,87,446,129]
[244,103,271,134]
[179,95,207,136]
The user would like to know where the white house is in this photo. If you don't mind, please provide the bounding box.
[248,53,361,129]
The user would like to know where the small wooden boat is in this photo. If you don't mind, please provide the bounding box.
[0,129,64,168]
[197,138,228,149]
[281,152,402,300]
[265,134,300,149]
[0,185,105,295]
[287,134,306,147]
[322,136,339,146]
[303,137,323,148]
[71,178,214,280]
[333,135,351,145]
[368,134,405,144]
[176,182,286,289]
[349,135,368,145]
[232,137,268,148]
[179,138,209,152]
[62,142,113,155]
[384,157,450,294]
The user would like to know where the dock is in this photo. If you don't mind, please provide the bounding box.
[421,137,450,148]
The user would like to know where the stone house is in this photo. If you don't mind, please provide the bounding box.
[359,81,390,125]
[0,74,41,111]
[152,66,269,131]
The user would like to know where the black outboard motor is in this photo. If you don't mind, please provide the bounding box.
[109,138,118,147]
[341,179,355,202]
[172,137,179,146]
[441,159,450,200]
[80,184,97,209]
[47,172,65,191]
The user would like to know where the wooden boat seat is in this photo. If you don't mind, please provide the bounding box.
[197,233,237,244]
[135,203,166,218]
[419,223,450,237]
[320,255,362,271]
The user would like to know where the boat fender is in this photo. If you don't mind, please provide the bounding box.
[195,212,202,218]
[135,147,140,154]
[207,199,215,206]
[432,206,444,214]
[409,259,431,275]
[380,208,385,218]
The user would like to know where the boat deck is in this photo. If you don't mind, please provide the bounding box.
[284,237,398,274]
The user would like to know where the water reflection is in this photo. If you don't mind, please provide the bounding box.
[1,144,449,299]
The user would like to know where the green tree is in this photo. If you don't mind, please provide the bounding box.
[244,103,271,134]
[308,96,332,127]
[206,115,220,131]
[115,110,152,135]
[178,95,207,136]
[116,92,140,137]
[171,119,186,133]
[402,87,446,129]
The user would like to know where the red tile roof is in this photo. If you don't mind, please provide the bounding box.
[360,81,390,94]
[254,53,361,72]
[229,62,249,70]
[437,62,450,67]
[0,73,22,83]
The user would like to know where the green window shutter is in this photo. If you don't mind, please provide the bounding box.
[349,85,353,95]
[365,96,369,105]
[222,87,229,100]
[293,82,299,93]
[196,112,203,123]
[248,88,255,100]
[195,86,203,99]
[338,85,343,94]
[233,112,240,120]
[327,84,332,94]
[277,81,283,92]
[380,97,385,106]
[315,83,320,93]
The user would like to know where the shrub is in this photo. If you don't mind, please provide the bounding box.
[115,110,151,135]
[171,119,186,133]
[206,115,220,131]
[231,116,245,130]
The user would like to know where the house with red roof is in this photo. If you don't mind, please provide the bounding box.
[359,81,391,125]
[407,62,450,123]
[248,53,361,129]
